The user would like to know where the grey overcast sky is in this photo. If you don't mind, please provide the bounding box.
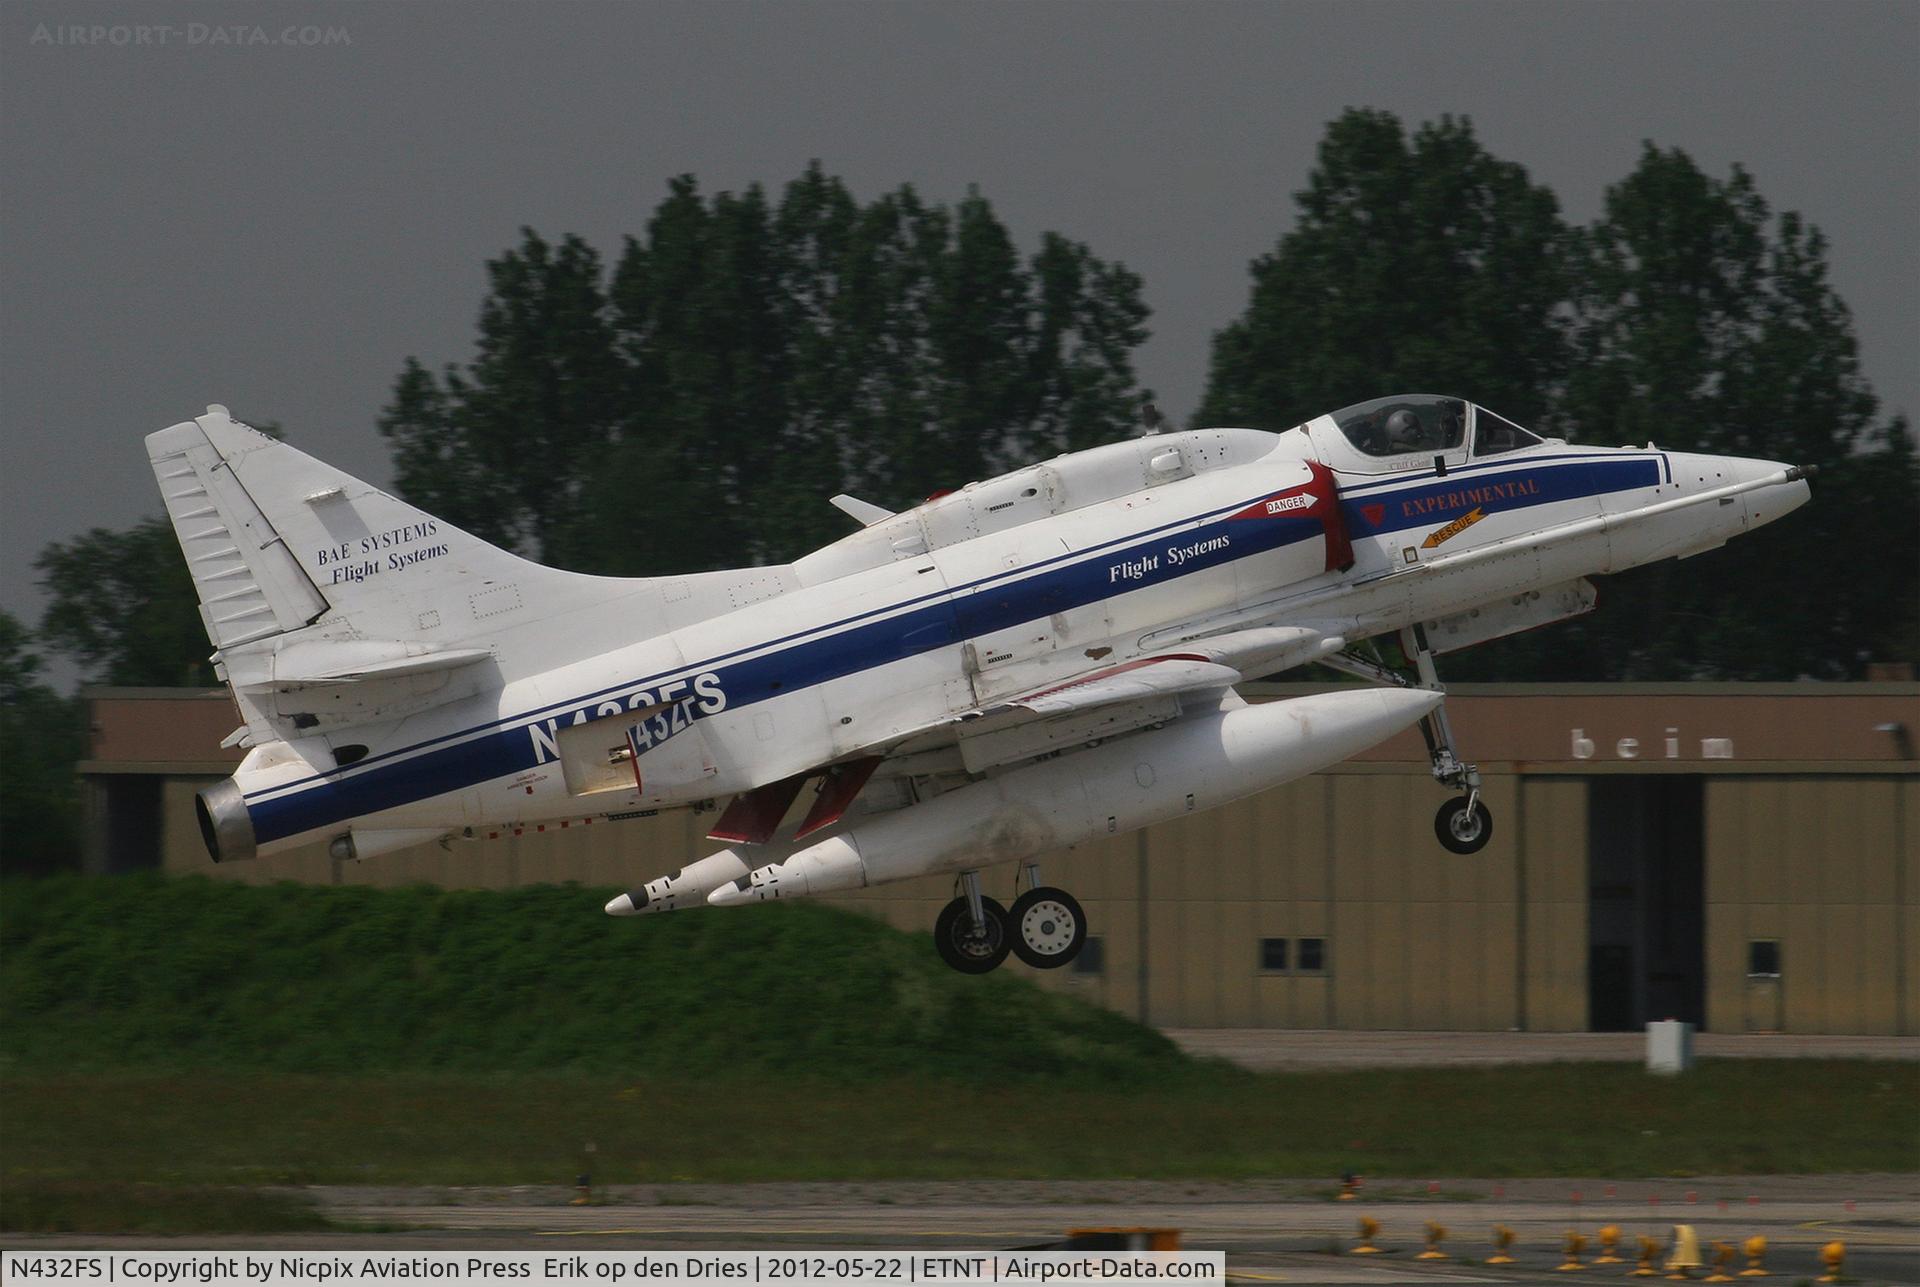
[4,0,1916,668]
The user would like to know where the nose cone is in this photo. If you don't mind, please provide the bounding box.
[1732,455,1813,532]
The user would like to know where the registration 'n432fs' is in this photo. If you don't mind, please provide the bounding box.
[155,396,1810,971]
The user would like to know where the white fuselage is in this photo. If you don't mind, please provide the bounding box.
[226,421,1805,862]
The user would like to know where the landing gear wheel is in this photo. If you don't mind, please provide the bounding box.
[934,895,1011,974]
[1008,887,1087,969]
[1435,797,1494,854]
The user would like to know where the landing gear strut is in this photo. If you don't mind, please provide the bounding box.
[1403,625,1492,854]
[934,871,1009,974]
[935,864,1087,972]
[1325,627,1493,855]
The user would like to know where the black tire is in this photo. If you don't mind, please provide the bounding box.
[934,895,1011,974]
[1008,886,1088,969]
[1435,797,1493,854]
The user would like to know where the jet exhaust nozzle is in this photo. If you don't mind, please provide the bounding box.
[195,778,257,864]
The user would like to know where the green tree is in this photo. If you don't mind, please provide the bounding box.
[1204,115,1915,679]
[592,178,801,572]
[0,610,85,875]
[34,519,215,688]
[1198,109,1570,432]
[1557,145,1918,677]
[379,230,622,561]
[384,167,1153,573]
[1028,232,1153,457]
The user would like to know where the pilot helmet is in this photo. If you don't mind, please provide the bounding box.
[1384,408,1423,449]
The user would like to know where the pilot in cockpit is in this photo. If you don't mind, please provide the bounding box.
[1384,408,1426,452]
[1331,395,1469,459]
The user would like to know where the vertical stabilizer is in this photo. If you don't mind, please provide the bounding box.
[145,404,597,651]
[147,406,331,649]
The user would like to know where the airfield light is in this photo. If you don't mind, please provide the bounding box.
[1557,1229,1588,1271]
[1632,1235,1665,1277]
[1595,1224,1624,1263]
[1816,1241,1845,1283]
[1417,1221,1449,1260]
[1738,1235,1769,1277]
[1487,1224,1516,1264]
[1351,1215,1382,1255]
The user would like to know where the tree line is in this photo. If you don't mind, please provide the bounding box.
[379,165,1150,575]
[10,113,1915,870]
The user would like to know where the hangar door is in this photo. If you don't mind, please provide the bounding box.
[1586,778,1705,1030]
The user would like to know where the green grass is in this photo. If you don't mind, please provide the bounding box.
[2,876,1915,1196]
[0,874,1186,1084]
[2,1062,1914,1187]
[0,1181,335,1234]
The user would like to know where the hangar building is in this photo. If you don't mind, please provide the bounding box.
[79,682,1918,1036]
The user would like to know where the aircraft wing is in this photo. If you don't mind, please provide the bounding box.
[973,654,1241,718]
[706,616,1365,845]
[708,653,1252,845]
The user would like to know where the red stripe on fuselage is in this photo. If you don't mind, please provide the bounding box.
[1222,463,1352,572]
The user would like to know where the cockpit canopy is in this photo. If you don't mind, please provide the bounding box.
[1317,395,1546,470]
[1332,395,1468,456]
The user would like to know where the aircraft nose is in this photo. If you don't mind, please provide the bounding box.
[1730,454,1813,530]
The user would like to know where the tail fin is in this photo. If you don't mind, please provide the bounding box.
[147,407,332,649]
[148,407,801,747]
[146,405,581,651]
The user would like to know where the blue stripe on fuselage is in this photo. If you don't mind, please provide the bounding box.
[244,454,1660,843]
[246,503,1325,843]
[1342,457,1660,538]
[247,477,1288,803]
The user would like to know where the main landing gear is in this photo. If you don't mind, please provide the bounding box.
[1327,626,1493,855]
[934,864,1087,973]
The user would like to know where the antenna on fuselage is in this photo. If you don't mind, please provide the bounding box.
[1140,401,1165,435]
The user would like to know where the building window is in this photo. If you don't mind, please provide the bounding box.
[1298,937,1327,973]
[1073,935,1105,975]
[1747,940,1781,978]
[1260,937,1289,971]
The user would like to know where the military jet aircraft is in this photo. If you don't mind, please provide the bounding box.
[154,396,1811,971]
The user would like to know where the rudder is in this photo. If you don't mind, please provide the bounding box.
[146,405,572,651]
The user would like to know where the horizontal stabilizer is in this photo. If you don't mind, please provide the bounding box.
[263,640,493,688]
[829,494,896,526]
[231,637,497,737]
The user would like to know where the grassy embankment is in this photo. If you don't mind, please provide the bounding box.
[2,875,1915,1230]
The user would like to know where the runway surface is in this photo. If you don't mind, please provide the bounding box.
[1164,1029,1920,1069]
[7,1178,1915,1285]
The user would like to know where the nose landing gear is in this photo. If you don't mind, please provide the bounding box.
[1434,792,1493,854]
[1404,626,1492,855]
[936,864,1088,972]
[1326,626,1493,855]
